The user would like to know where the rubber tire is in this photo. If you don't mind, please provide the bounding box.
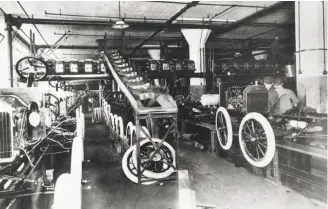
[129,126,150,146]
[238,112,275,168]
[132,138,176,180]
[109,113,114,128]
[122,146,157,185]
[113,114,118,133]
[129,126,136,146]
[215,107,233,150]
[125,122,134,145]
[140,126,151,138]
[117,116,124,139]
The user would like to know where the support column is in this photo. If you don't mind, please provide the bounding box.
[181,29,211,101]
[147,49,161,138]
[6,22,13,87]
[148,49,161,86]
[295,1,328,113]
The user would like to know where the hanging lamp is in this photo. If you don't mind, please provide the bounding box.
[112,1,129,29]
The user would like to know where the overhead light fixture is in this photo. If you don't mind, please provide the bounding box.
[112,20,129,29]
[112,1,129,29]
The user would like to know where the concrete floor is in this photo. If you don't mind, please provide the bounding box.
[82,113,325,209]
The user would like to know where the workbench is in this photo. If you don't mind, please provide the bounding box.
[180,119,217,153]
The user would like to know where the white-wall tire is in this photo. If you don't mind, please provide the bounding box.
[129,126,136,146]
[109,113,114,128]
[215,107,233,150]
[125,122,134,144]
[122,146,157,185]
[106,104,111,125]
[132,138,176,180]
[117,116,124,139]
[140,126,151,138]
[113,114,118,133]
[238,112,275,168]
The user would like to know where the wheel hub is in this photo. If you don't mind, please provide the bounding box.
[150,151,162,162]
[250,137,257,142]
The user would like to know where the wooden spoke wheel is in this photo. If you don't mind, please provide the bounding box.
[117,116,124,139]
[238,112,275,168]
[125,122,134,146]
[113,114,118,133]
[129,126,136,146]
[215,107,233,150]
[132,138,176,180]
[122,146,157,185]
[108,113,114,128]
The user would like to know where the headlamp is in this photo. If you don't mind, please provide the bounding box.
[28,112,41,127]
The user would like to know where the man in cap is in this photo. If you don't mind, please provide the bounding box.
[274,77,299,114]
[263,76,279,114]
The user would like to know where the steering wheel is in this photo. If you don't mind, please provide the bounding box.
[49,76,70,90]
[45,93,60,117]
[15,56,48,80]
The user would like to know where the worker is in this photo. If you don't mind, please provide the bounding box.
[274,77,299,114]
[82,90,89,113]
[270,35,281,62]
[263,76,279,114]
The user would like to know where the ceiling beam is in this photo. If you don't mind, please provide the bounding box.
[129,1,199,56]
[147,1,268,8]
[11,16,218,29]
[36,45,182,50]
[209,1,294,40]
[36,45,99,50]
[9,16,293,31]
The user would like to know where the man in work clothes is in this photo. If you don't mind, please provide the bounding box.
[263,76,279,114]
[82,90,89,114]
[274,77,299,114]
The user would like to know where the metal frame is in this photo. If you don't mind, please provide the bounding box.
[103,52,179,185]
[134,112,179,184]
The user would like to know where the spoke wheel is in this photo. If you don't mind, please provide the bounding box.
[125,122,134,146]
[132,138,176,180]
[113,114,118,133]
[238,112,275,168]
[117,116,124,139]
[122,146,157,185]
[130,126,136,146]
[108,113,114,128]
[215,107,233,150]
[15,56,48,80]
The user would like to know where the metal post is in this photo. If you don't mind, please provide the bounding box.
[6,22,13,87]
[32,33,36,55]
[122,29,125,53]
[99,81,103,123]
[30,29,33,54]
[135,113,141,185]
[174,114,179,168]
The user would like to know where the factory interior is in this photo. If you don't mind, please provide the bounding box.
[0,1,327,209]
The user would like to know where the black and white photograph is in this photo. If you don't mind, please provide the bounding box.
[0,1,327,209]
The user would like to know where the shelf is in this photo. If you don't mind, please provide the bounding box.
[276,140,327,159]
[215,72,285,77]
[145,71,209,79]
[42,73,111,81]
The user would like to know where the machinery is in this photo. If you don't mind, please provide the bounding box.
[0,56,84,209]
[99,50,179,185]
[213,61,327,169]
